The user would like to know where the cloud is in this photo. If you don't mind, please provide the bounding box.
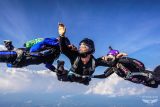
[85,74,148,97]
[0,55,148,96]
[0,66,83,94]
[0,67,55,93]
[0,65,88,95]
[0,45,7,50]
[0,63,152,97]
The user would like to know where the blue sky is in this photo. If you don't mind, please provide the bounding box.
[0,0,160,106]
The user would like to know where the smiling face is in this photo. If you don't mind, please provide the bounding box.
[79,42,89,54]
[107,54,116,62]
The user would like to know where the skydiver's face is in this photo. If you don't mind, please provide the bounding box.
[107,55,116,62]
[79,43,89,53]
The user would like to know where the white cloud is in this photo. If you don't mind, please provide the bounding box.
[0,68,31,93]
[0,65,89,94]
[0,64,154,97]
[85,74,148,97]
[0,45,7,50]
[0,67,54,93]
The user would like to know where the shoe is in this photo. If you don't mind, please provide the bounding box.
[3,40,14,50]
[57,60,64,68]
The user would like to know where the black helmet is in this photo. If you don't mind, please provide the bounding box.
[79,38,95,57]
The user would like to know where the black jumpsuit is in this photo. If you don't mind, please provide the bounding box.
[57,36,115,85]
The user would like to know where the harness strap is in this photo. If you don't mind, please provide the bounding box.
[71,57,96,73]
[117,63,132,79]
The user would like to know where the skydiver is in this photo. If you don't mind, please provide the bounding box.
[0,37,60,72]
[92,47,160,88]
[54,23,115,85]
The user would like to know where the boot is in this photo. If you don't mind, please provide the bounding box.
[56,60,65,75]
[3,40,14,50]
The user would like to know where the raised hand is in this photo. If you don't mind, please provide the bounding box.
[58,23,66,36]
[116,52,128,58]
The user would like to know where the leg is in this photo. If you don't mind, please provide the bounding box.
[143,81,158,88]
[153,65,160,83]
[56,60,70,81]
[0,51,17,63]
[130,71,158,88]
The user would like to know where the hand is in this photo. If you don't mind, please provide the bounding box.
[58,23,66,36]
[102,55,116,63]
[68,44,78,51]
[116,52,128,58]
[102,55,111,61]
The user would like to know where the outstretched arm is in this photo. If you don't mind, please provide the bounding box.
[58,23,78,63]
[116,53,128,58]
[96,51,128,67]
[96,57,117,67]
[93,67,115,79]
